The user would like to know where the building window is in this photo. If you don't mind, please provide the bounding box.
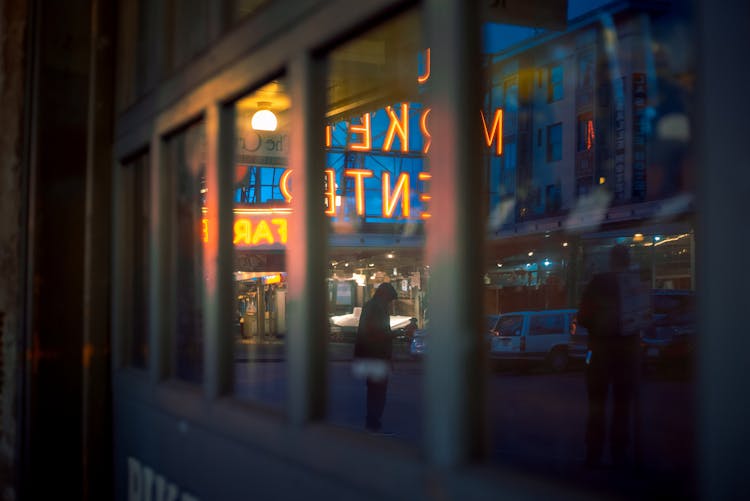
[503,76,519,133]
[502,141,517,197]
[325,8,425,441]
[547,64,564,102]
[547,123,562,162]
[120,153,150,369]
[578,50,595,90]
[231,79,290,407]
[166,121,206,384]
[545,183,562,213]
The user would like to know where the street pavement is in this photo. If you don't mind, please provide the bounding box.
[233,340,695,498]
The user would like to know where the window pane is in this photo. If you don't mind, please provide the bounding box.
[231,79,290,408]
[548,64,564,102]
[165,121,206,383]
[482,1,695,496]
[120,153,150,368]
[325,10,424,441]
[547,122,562,162]
[169,0,210,71]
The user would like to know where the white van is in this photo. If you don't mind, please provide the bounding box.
[488,309,576,372]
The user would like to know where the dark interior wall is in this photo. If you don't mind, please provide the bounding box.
[0,1,29,498]
[23,0,93,498]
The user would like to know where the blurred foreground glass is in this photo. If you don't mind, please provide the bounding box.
[165,121,206,384]
[324,9,426,441]
[231,79,290,408]
[480,1,696,497]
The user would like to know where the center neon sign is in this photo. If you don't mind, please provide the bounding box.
[325,104,504,156]
[280,168,432,219]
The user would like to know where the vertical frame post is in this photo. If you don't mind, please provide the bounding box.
[287,53,328,425]
[423,0,486,466]
[203,103,236,398]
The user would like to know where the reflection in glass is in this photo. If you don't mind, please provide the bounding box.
[166,121,206,383]
[325,10,425,441]
[482,1,695,496]
[232,79,290,408]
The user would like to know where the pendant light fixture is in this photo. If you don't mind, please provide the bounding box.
[251,101,278,131]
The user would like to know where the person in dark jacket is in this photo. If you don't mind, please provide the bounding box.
[353,282,398,433]
[577,244,644,469]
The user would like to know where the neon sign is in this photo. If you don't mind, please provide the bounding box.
[325,104,504,156]
[201,209,290,249]
[279,168,431,220]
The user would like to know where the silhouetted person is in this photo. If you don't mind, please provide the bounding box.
[578,244,648,468]
[353,282,398,433]
[404,317,418,340]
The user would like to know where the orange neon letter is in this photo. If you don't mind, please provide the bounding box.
[480,108,503,156]
[382,104,410,153]
[252,219,275,245]
[417,48,431,84]
[325,125,332,148]
[234,219,252,244]
[420,108,432,154]
[349,114,371,151]
[324,169,336,216]
[271,218,288,244]
[202,218,209,243]
[280,169,293,203]
[344,169,373,215]
[382,172,410,218]
[418,172,432,219]
[586,120,595,150]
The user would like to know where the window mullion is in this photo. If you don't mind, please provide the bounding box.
[287,52,328,426]
[424,0,485,466]
[204,103,236,398]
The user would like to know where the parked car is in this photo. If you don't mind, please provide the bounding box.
[487,309,576,372]
[408,314,501,358]
[568,289,696,371]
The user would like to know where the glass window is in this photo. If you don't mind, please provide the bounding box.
[548,64,564,102]
[577,50,595,90]
[165,121,206,383]
[231,79,290,408]
[494,315,523,336]
[547,123,562,162]
[168,0,210,71]
[528,314,564,335]
[325,9,424,441]
[120,153,151,369]
[482,1,695,496]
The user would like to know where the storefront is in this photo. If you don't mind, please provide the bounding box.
[11,0,750,499]
[109,1,705,497]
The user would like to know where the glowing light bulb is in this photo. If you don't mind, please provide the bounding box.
[251,106,278,131]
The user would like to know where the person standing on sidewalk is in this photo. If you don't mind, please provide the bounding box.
[353,282,398,434]
[577,244,649,469]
